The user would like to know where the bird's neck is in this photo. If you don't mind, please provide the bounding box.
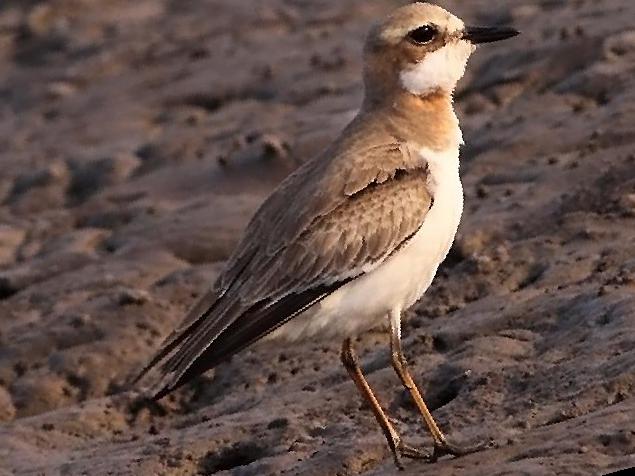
[361,89,462,151]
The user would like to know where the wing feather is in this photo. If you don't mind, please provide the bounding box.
[134,140,433,398]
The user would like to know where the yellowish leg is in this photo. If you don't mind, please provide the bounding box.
[340,337,429,469]
[389,310,487,461]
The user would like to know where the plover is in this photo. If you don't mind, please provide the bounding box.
[134,2,518,468]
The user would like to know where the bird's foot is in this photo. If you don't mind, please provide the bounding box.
[398,440,431,460]
[389,439,431,470]
[389,437,489,469]
[429,437,490,462]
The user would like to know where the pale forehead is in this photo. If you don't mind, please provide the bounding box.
[377,2,465,44]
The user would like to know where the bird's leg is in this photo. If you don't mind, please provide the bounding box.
[388,311,487,461]
[340,337,429,469]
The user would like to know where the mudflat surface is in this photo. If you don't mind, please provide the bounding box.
[1,0,634,474]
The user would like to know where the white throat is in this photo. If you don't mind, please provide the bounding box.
[400,40,475,95]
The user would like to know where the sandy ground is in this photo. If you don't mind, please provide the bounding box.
[0,0,634,474]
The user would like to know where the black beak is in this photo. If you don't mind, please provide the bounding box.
[463,26,520,44]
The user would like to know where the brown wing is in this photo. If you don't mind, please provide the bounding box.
[134,141,432,398]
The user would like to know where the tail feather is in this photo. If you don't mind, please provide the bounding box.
[146,281,348,400]
[129,287,221,390]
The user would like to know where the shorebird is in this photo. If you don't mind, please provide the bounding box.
[133,2,518,468]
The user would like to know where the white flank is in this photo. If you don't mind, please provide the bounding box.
[400,40,475,95]
[271,141,464,341]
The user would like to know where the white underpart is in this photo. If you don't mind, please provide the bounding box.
[271,134,464,341]
[390,307,401,341]
[400,40,475,95]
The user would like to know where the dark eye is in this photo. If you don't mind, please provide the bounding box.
[407,25,437,45]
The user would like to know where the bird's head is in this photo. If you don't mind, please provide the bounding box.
[363,2,519,102]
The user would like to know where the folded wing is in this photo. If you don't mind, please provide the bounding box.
[134,142,432,399]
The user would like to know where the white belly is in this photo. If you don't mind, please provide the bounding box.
[270,145,463,341]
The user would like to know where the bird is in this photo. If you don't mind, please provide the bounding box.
[132,2,519,469]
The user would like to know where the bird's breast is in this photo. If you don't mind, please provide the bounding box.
[334,144,464,318]
[270,146,463,342]
[394,145,464,306]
